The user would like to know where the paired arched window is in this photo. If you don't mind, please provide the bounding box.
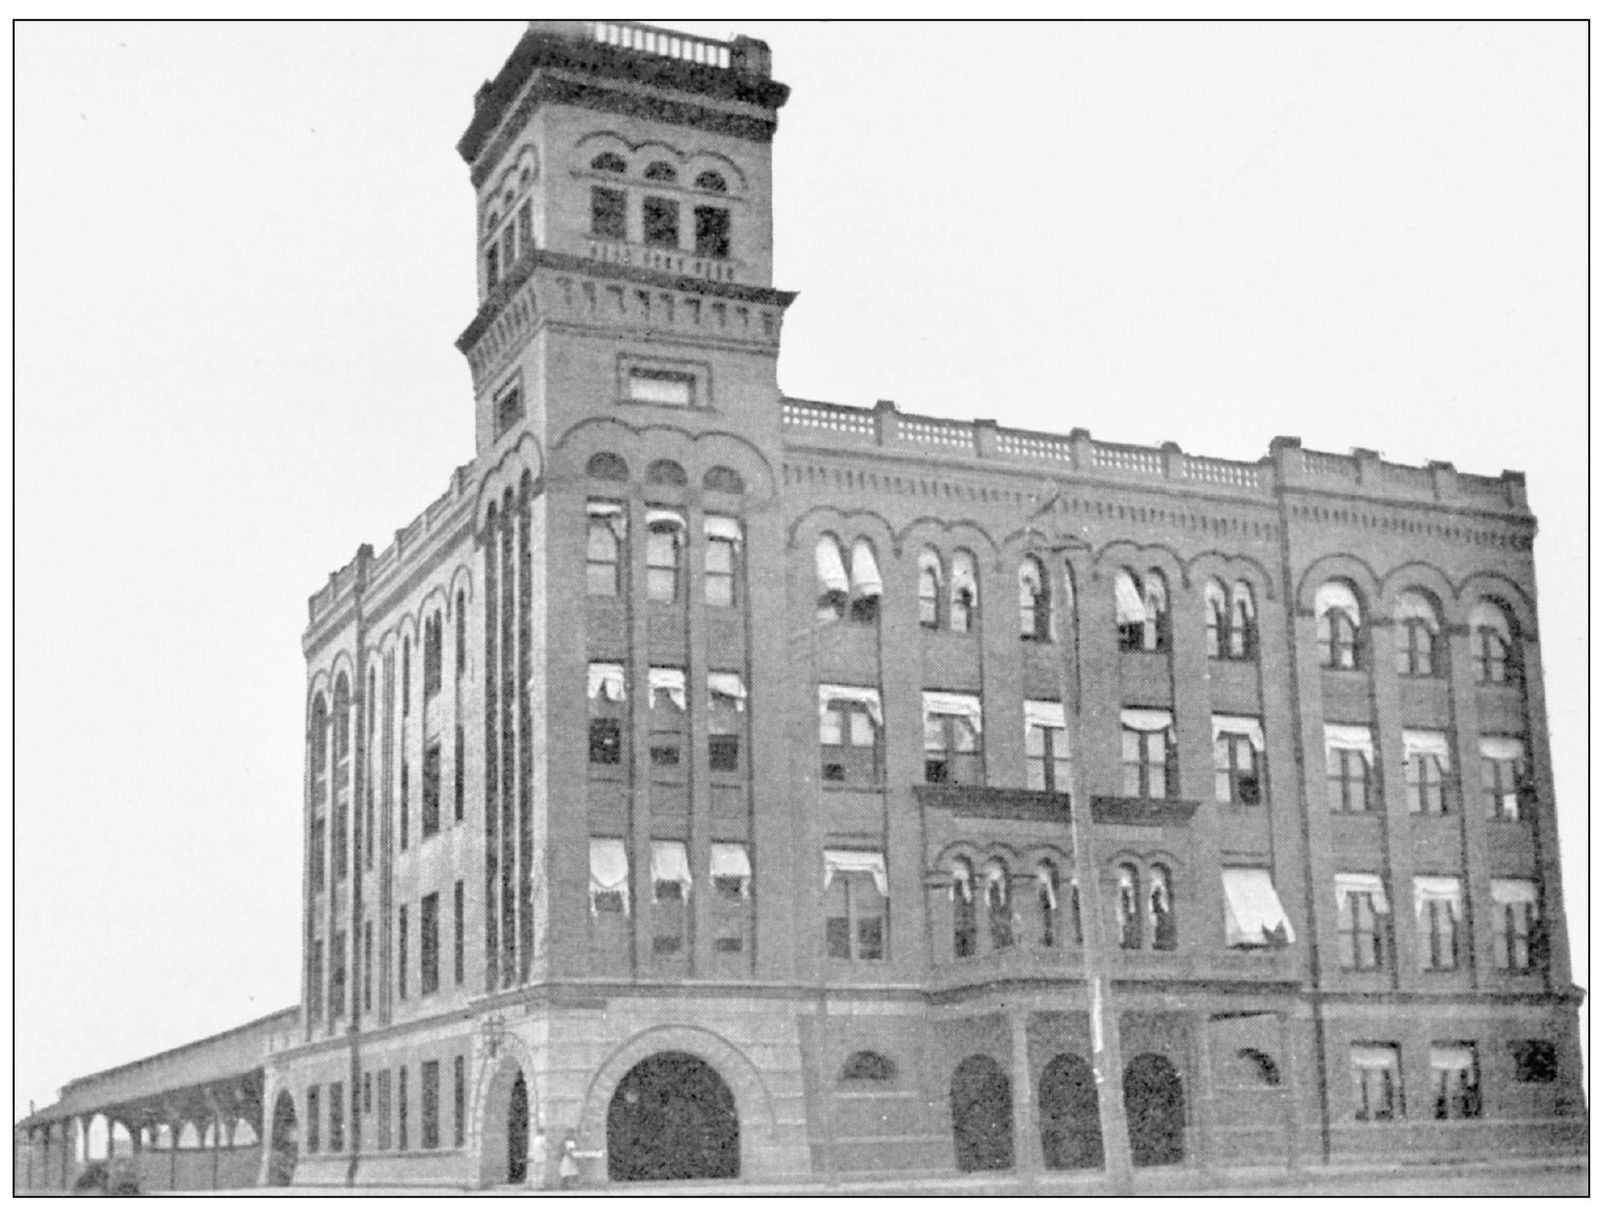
[815,534,882,623]
[1116,863,1142,949]
[1394,591,1442,677]
[1148,864,1176,951]
[310,693,329,777]
[985,860,1014,951]
[1205,578,1257,659]
[1316,580,1364,669]
[1470,599,1519,684]
[950,551,979,633]
[951,857,976,958]
[918,547,943,628]
[1117,569,1170,651]
[586,451,629,481]
[1035,861,1060,948]
[332,674,351,763]
[1019,556,1051,641]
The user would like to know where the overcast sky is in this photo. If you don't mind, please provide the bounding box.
[15,20,1586,1121]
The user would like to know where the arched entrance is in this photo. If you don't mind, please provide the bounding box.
[950,1055,1014,1173]
[267,1091,297,1187]
[506,1074,529,1184]
[606,1052,738,1182]
[1123,1053,1185,1167]
[1039,1053,1103,1170]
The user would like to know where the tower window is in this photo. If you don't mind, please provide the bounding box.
[644,160,678,183]
[643,196,680,249]
[591,152,626,174]
[695,169,728,193]
[591,186,627,240]
[695,206,730,258]
[495,382,524,436]
[628,370,694,407]
[484,244,499,288]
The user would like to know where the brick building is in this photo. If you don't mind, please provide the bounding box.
[16,20,1586,1191]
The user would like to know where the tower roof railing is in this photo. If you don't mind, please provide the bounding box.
[591,21,732,70]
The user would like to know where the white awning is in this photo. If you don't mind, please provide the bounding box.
[1122,707,1175,735]
[1037,863,1059,908]
[1401,729,1450,766]
[587,499,625,534]
[1316,581,1362,626]
[1334,872,1389,912]
[1115,572,1148,625]
[708,672,747,709]
[650,840,692,889]
[1469,600,1510,635]
[1394,592,1440,628]
[819,684,883,727]
[951,554,977,600]
[1351,1046,1399,1071]
[1212,714,1266,753]
[1413,876,1463,918]
[1490,878,1537,906]
[1430,1045,1475,1073]
[646,507,686,530]
[815,535,849,595]
[950,860,973,902]
[704,514,742,542]
[1325,723,1376,764]
[850,539,883,599]
[1479,735,1525,762]
[824,849,888,895]
[648,666,687,710]
[1024,700,1066,732]
[710,842,752,894]
[985,862,1008,890]
[1142,572,1169,614]
[589,838,630,915]
[924,691,982,727]
[588,662,625,703]
[1222,867,1294,947]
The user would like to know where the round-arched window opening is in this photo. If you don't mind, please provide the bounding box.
[647,459,688,488]
[840,1050,897,1083]
[587,452,629,481]
[644,161,678,183]
[1237,1048,1281,1086]
[703,465,744,495]
[591,152,627,174]
[695,169,729,193]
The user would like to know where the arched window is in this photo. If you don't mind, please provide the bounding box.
[1117,864,1142,949]
[1117,569,1170,651]
[647,459,687,488]
[310,693,329,779]
[1237,1049,1281,1086]
[918,548,943,629]
[1019,556,1050,641]
[1395,591,1442,677]
[841,1050,896,1082]
[849,538,883,623]
[332,674,351,763]
[1148,864,1176,951]
[1470,600,1518,684]
[1204,579,1229,658]
[591,151,626,173]
[951,857,976,958]
[950,550,978,633]
[1035,861,1059,948]
[423,613,443,701]
[644,160,678,182]
[454,589,467,676]
[1229,581,1257,658]
[695,169,729,193]
[586,502,624,597]
[1316,580,1363,669]
[704,515,741,608]
[816,535,849,621]
[986,860,1014,950]
[703,465,744,494]
[586,451,629,481]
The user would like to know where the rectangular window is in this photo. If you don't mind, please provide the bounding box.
[1335,874,1387,970]
[453,725,465,822]
[589,836,631,921]
[588,663,625,766]
[694,206,730,258]
[308,940,324,1023]
[330,930,347,1018]
[1024,702,1071,793]
[628,370,695,406]
[421,1060,441,1149]
[1480,736,1526,821]
[1511,1040,1558,1083]
[643,196,680,248]
[824,849,888,962]
[422,741,441,838]
[587,500,625,597]
[1431,1044,1481,1119]
[363,921,373,1013]
[397,905,409,1001]
[923,692,983,786]
[708,672,745,773]
[398,1066,409,1151]
[704,515,740,608]
[329,1081,345,1153]
[1491,879,1540,973]
[1213,716,1265,805]
[495,382,524,436]
[819,686,882,784]
[1415,877,1463,971]
[1326,725,1376,812]
[650,840,692,957]
[646,510,685,602]
[306,1086,320,1153]
[1121,709,1176,799]
[591,186,627,239]
[1351,1044,1403,1121]
[454,1055,468,1147]
[420,892,440,996]
[453,879,466,986]
[711,842,752,955]
[647,666,687,771]
[1403,730,1450,815]
[377,1070,392,1149]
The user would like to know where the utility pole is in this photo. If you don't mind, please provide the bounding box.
[1043,513,1135,1193]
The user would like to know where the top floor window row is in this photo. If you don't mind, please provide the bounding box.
[1317,580,1525,682]
[587,502,743,607]
[1204,578,1258,660]
[588,155,732,258]
[483,199,534,292]
[589,153,729,195]
[817,535,883,623]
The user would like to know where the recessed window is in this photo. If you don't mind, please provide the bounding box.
[1024,701,1070,793]
[1511,1040,1557,1083]
[586,451,629,481]
[495,382,524,436]
[1480,736,1527,821]
[1491,879,1542,973]
[587,501,624,597]
[644,160,678,182]
[1395,591,1442,677]
[647,458,688,487]
[643,196,680,248]
[824,849,887,962]
[695,169,729,193]
[1214,716,1264,805]
[695,206,730,258]
[923,692,982,786]
[628,370,695,407]
[645,511,685,603]
[703,465,744,494]
[589,836,630,919]
[1326,725,1376,812]
[591,186,627,240]
[819,685,881,784]
[1471,600,1520,684]
[841,1051,896,1082]
[1019,556,1050,640]
[588,663,625,767]
[1316,580,1364,669]
[1336,873,1387,970]
[1351,1044,1404,1121]
[1116,569,1170,651]
[1402,730,1450,815]
[1414,876,1463,971]
[591,151,626,174]
[705,516,741,608]
[1121,708,1176,799]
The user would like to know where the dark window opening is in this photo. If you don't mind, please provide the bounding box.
[695,206,730,258]
[591,186,627,240]
[495,383,524,436]
[590,718,622,765]
[643,197,680,248]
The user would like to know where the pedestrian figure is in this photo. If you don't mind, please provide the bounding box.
[559,1130,581,1190]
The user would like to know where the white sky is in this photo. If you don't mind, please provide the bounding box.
[14,20,1587,1122]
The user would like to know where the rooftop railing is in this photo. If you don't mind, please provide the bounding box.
[592,21,732,69]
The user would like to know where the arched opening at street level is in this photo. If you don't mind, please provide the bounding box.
[1039,1052,1103,1170]
[267,1090,298,1187]
[950,1054,1014,1173]
[1123,1052,1185,1167]
[606,1052,739,1182]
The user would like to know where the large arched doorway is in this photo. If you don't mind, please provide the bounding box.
[606,1052,738,1182]
[950,1054,1014,1173]
[1123,1053,1185,1167]
[506,1074,530,1184]
[267,1091,298,1187]
[1039,1053,1103,1170]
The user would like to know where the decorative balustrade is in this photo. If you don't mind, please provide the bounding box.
[1090,441,1166,476]
[1457,472,1510,499]
[997,428,1071,462]
[592,21,732,68]
[1301,449,1358,479]
[1182,454,1262,490]
[782,398,876,437]
[1381,460,1428,489]
[896,414,975,451]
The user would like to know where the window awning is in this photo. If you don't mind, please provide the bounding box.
[1115,572,1148,625]
[1413,876,1463,918]
[710,842,752,894]
[1394,592,1440,628]
[708,672,747,709]
[951,554,977,600]
[589,838,630,915]
[824,849,888,895]
[1490,878,1537,906]
[1316,581,1362,627]
[648,666,687,710]
[587,499,625,535]
[1325,723,1376,763]
[1222,867,1294,947]
[650,840,692,889]
[850,540,883,599]
[819,684,883,727]
[1429,1045,1475,1073]
[1212,714,1266,752]
[924,691,982,727]
[816,536,849,595]
[1351,1045,1399,1071]
[1401,729,1449,766]
[1141,572,1168,614]
[588,662,625,703]
[950,860,973,902]
[1024,700,1067,732]
[1479,735,1525,762]
[1122,707,1175,735]
[646,507,686,530]
[1334,872,1388,912]
[1469,600,1510,636]
[704,515,742,542]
